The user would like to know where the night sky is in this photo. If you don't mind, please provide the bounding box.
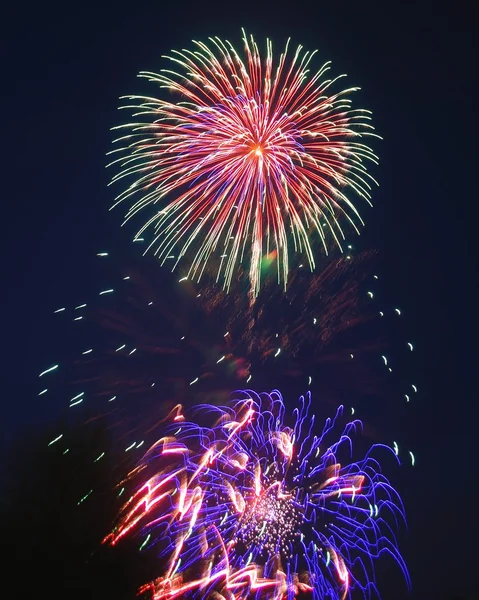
[2,2,476,599]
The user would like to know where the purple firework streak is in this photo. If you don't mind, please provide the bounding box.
[105,389,409,599]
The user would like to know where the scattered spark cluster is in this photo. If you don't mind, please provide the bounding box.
[40,247,418,425]
[104,390,409,599]
[109,31,379,295]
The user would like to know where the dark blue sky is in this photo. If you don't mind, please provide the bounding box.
[2,2,476,599]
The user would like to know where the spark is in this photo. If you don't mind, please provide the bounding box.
[78,490,93,505]
[39,364,58,377]
[48,434,63,446]
[139,534,151,551]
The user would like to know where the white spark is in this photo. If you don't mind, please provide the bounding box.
[39,364,58,377]
[48,434,63,446]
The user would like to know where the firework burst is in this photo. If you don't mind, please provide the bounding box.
[109,31,379,296]
[105,390,408,599]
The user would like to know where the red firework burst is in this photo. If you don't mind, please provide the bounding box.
[109,30,379,295]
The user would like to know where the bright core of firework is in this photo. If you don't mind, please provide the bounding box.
[109,30,379,296]
[105,390,408,599]
[235,482,303,560]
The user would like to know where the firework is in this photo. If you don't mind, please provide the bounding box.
[105,390,409,599]
[109,31,379,296]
